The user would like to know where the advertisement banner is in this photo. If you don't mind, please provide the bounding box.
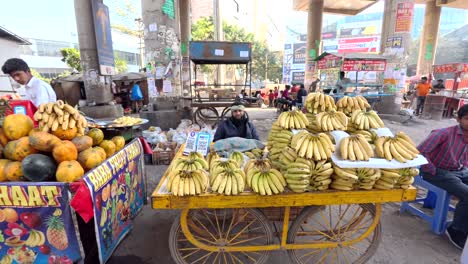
[292,72,305,83]
[338,20,382,38]
[83,139,145,264]
[337,37,380,53]
[395,2,414,33]
[317,54,342,70]
[293,43,306,64]
[0,183,83,263]
[91,0,115,75]
[342,60,387,72]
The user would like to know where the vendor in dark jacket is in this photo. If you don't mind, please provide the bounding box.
[213,103,260,141]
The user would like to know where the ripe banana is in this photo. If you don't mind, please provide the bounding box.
[374,133,419,162]
[277,110,309,129]
[305,93,336,114]
[339,135,374,161]
[167,169,209,196]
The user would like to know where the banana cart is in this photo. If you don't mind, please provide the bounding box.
[152,147,417,264]
[189,41,252,128]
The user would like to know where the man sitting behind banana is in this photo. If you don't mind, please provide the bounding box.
[213,103,259,142]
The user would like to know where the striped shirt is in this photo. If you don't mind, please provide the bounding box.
[418,125,467,175]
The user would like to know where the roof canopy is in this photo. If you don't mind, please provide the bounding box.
[189,41,251,65]
[0,26,30,45]
[293,0,379,15]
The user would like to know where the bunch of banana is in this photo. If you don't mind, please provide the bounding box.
[374,169,403,190]
[172,153,209,171]
[229,151,245,166]
[244,158,272,175]
[167,169,209,196]
[244,148,263,159]
[331,165,359,191]
[305,93,336,114]
[34,100,87,135]
[206,151,220,169]
[282,162,310,193]
[277,110,309,129]
[305,113,322,133]
[291,131,335,160]
[374,132,419,162]
[210,159,239,176]
[339,134,374,161]
[356,168,381,190]
[278,147,298,165]
[211,167,246,195]
[336,96,371,115]
[247,168,287,195]
[385,167,419,189]
[348,130,377,144]
[267,128,292,149]
[350,109,385,130]
[309,159,334,191]
[25,229,46,247]
[316,110,348,131]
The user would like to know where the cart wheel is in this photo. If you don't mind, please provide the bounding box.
[220,107,231,120]
[169,208,273,264]
[194,107,219,129]
[287,204,381,264]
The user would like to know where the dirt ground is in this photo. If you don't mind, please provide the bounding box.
[110,108,462,264]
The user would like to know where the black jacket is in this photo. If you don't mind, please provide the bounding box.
[213,116,260,142]
[297,88,308,103]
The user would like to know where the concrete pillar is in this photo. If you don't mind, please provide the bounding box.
[213,0,225,86]
[74,0,122,118]
[304,0,323,87]
[416,0,441,76]
[179,0,190,94]
[142,0,182,96]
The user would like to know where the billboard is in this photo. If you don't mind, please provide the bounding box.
[338,20,382,38]
[292,43,306,64]
[395,2,414,33]
[91,0,115,75]
[337,37,380,53]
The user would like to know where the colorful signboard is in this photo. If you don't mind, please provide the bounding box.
[337,37,380,53]
[91,0,115,75]
[292,71,305,83]
[317,54,342,70]
[292,43,306,64]
[395,2,414,33]
[0,183,83,264]
[433,63,468,73]
[342,60,387,72]
[83,139,145,264]
[338,20,382,38]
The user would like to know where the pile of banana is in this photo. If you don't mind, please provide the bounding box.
[374,132,419,162]
[331,166,359,190]
[113,116,143,126]
[229,151,245,166]
[166,169,210,196]
[373,169,403,190]
[244,158,272,174]
[336,96,371,115]
[172,152,209,171]
[291,131,335,160]
[34,100,87,135]
[283,162,311,193]
[244,148,264,159]
[210,159,238,176]
[339,134,374,161]
[347,129,377,144]
[277,147,298,168]
[206,151,220,169]
[267,122,292,148]
[247,168,287,195]
[394,168,419,189]
[308,159,334,191]
[316,110,348,131]
[305,93,336,114]
[211,167,246,195]
[305,113,322,134]
[277,110,309,129]
[269,147,285,169]
[350,109,385,130]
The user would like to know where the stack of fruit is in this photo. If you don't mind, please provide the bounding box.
[229,151,245,166]
[350,109,385,130]
[166,152,210,196]
[246,167,286,195]
[336,96,371,115]
[277,147,298,171]
[210,166,246,195]
[347,128,377,144]
[304,113,322,134]
[284,161,311,193]
[0,112,126,184]
[305,93,336,114]
[339,134,374,161]
[394,168,419,189]
[244,158,271,174]
[291,131,335,160]
[308,159,334,191]
[374,132,419,162]
[277,110,309,129]
[331,165,359,191]
[376,167,419,190]
[244,148,263,159]
[172,152,209,171]
[316,110,348,131]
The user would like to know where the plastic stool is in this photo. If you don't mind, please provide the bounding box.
[400,175,455,235]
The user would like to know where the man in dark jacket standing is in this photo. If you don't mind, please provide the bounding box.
[213,103,260,141]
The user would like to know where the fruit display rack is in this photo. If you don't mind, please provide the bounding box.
[152,147,417,264]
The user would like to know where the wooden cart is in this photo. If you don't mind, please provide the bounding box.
[152,149,417,264]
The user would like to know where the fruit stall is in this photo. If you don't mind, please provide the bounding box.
[152,93,426,264]
[0,100,147,264]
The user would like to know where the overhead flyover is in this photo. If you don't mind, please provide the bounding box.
[415,0,468,9]
[292,0,379,15]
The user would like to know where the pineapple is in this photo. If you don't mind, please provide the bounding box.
[46,209,69,250]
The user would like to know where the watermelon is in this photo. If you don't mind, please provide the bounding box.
[21,154,57,182]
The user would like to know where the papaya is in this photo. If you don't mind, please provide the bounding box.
[4,161,23,181]
[87,128,104,146]
[0,128,9,146]
[29,132,61,152]
[99,140,116,158]
[3,137,38,161]
[71,136,93,152]
[0,159,10,181]
[3,114,34,140]
[52,141,78,163]
[21,154,57,182]
[111,136,125,151]
[28,128,41,136]
[56,160,84,182]
[52,126,78,140]
[78,148,104,170]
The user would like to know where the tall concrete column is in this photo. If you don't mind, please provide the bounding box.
[304,0,323,87]
[416,0,441,76]
[179,0,190,94]
[74,0,121,118]
[213,0,225,86]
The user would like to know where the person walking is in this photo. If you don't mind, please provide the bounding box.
[415,76,431,116]
[130,81,143,113]
[418,104,468,250]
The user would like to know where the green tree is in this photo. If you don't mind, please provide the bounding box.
[191,17,282,82]
[114,54,128,73]
[60,48,82,72]
[30,69,51,83]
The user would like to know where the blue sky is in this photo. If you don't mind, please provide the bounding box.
[0,0,141,42]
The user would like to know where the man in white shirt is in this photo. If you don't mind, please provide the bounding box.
[2,58,56,106]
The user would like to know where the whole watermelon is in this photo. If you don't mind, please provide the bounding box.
[21,154,57,182]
